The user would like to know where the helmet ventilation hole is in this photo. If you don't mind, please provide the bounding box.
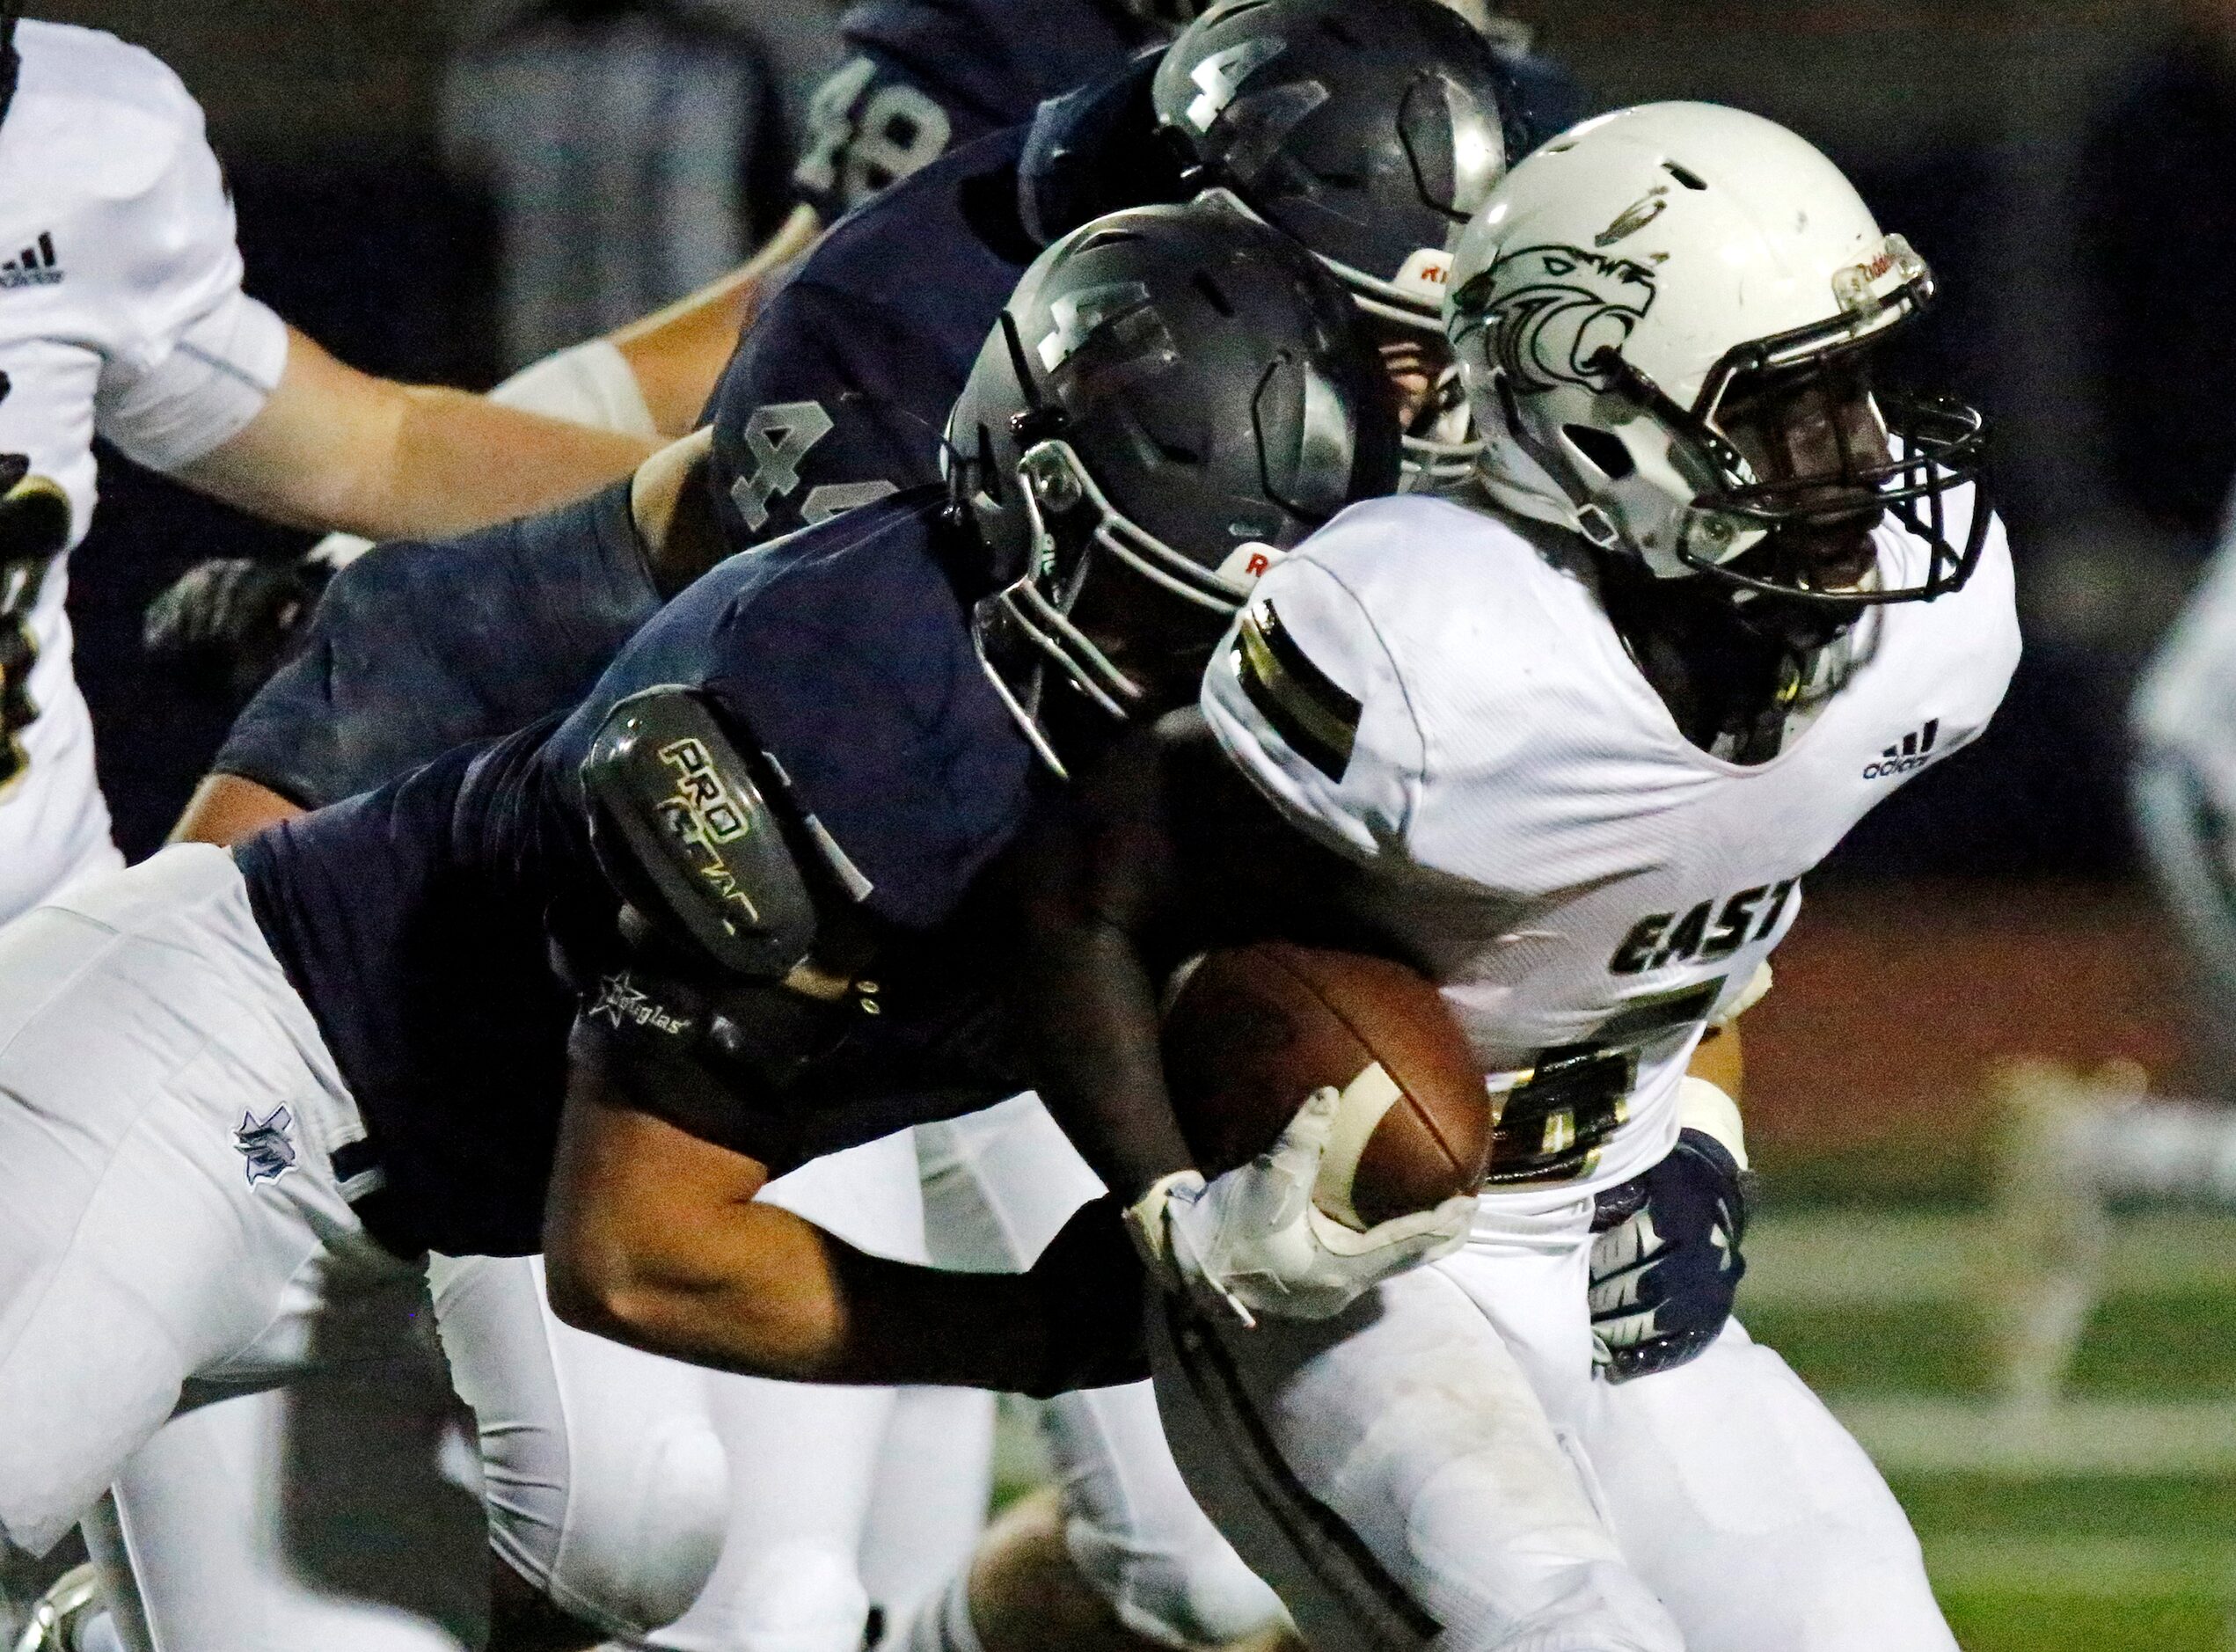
[1192,271,1236,317]
[1563,424,1636,479]
[1662,162,1707,191]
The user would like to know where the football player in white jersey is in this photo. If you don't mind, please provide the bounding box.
[1966,487,2236,1408]
[0,8,654,927]
[1005,102,2020,1651]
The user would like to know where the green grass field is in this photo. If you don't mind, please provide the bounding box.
[1744,1205,2236,1650]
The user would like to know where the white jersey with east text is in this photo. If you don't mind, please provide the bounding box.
[0,22,289,922]
[1203,491,2019,1205]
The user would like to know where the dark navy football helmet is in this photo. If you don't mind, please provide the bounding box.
[945,198,1399,774]
[1152,0,1525,336]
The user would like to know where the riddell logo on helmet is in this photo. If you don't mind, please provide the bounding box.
[1217,540,1285,588]
[1394,248,1450,297]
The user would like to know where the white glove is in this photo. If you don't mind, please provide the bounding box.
[1125,1085,1479,1325]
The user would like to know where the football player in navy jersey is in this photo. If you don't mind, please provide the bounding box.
[711,0,1548,557]
[147,0,1586,699]
[0,205,1404,1652]
[142,7,1554,1648]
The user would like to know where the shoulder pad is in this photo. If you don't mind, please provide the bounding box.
[581,686,817,980]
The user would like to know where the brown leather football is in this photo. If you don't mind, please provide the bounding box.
[1160,941,1491,1229]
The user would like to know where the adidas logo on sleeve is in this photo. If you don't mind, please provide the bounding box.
[1862,719,1938,780]
[0,233,62,290]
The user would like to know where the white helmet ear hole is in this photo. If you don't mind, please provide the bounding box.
[1561,423,1635,480]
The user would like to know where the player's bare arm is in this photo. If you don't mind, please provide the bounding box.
[172,325,656,540]
[544,1057,1139,1393]
[606,203,826,436]
[1006,710,1366,1201]
[1007,709,1479,1322]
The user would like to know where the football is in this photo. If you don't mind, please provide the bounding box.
[1160,941,1492,1230]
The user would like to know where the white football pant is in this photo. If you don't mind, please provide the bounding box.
[1151,1195,1956,1652]
[0,844,487,1652]
[432,1130,995,1651]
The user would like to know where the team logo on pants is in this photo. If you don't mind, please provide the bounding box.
[234,1106,298,1185]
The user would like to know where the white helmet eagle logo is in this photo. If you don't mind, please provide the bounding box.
[1453,245,1658,397]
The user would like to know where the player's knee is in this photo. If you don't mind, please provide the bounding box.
[494,1415,729,1637]
[1065,1515,1284,1648]
[720,1542,872,1652]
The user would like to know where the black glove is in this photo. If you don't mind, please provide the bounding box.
[142,554,330,701]
[1588,1128,1750,1383]
[1022,1195,1150,1399]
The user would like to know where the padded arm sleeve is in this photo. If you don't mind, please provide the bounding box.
[707,281,929,552]
[216,485,661,806]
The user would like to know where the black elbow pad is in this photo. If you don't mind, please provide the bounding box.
[580,685,821,981]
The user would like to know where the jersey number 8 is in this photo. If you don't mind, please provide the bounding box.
[795,56,954,215]
[0,460,72,792]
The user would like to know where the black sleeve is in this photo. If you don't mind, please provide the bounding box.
[565,935,863,1173]
[216,487,663,808]
[560,907,1023,1178]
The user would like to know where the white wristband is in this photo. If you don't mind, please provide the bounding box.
[1677,1076,1749,1172]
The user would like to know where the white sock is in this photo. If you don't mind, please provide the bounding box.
[76,1609,125,1652]
[900,1571,984,1652]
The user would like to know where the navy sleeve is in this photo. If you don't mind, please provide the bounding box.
[1499,45,1591,155]
[216,484,662,808]
[706,282,948,552]
[793,0,1147,222]
[712,126,1035,551]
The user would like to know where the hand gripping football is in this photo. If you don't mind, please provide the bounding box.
[1160,942,1491,1230]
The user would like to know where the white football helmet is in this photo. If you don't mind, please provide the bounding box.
[1444,101,1987,606]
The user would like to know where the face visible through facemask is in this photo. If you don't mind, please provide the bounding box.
[1713,357,1893,599]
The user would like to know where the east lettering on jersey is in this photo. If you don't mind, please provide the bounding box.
[1608,880,1799,976]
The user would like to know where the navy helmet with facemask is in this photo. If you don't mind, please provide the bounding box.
[944,198,1399,776]
[1151,0,1536,486]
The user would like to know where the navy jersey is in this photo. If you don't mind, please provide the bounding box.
[791,0,1160,223]
[712,122,1042,552]
[237,492,1042,1257]
[720,26,1588,555]
[220,482,664,809]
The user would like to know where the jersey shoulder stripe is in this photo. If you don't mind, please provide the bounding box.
[1233,598,1360,782]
